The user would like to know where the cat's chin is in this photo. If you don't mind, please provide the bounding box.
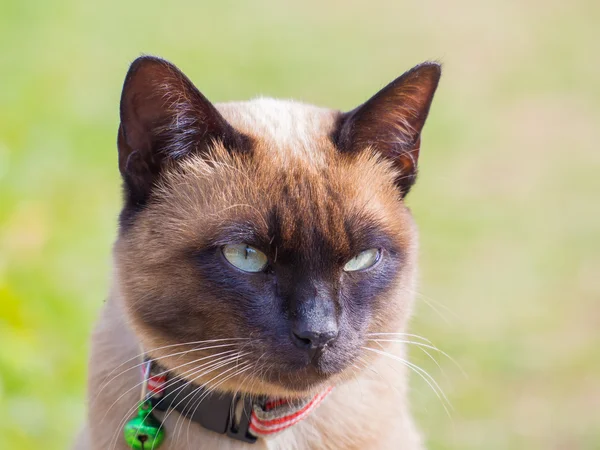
[256,364,343,396]
[250,377,329,399]
[205,364,341,398]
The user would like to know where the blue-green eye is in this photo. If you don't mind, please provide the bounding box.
[222,244,268,273]
[343,248,381,272]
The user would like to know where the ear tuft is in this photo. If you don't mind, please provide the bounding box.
[334,61,441,197]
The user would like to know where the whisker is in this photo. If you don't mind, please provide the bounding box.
[195,363,254,411]
[368,341,452,404]
[99,338,248,384]
[357,355,404,398]
[93,339,248,406]
[145,353,251,447]
[362,346,452,417]
[163,361,253,447]
[349,363,365,403]
[100,349,241,424]
[224,351,266,435]
[366,332,433,343]
[365,344,451,410]
[156,353,251,441]
[407,288,460,324]
[172,356,252,447]
[180,362,254,445]
[367,338,466,378]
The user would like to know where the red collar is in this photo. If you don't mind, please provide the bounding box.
[249,386,334,437]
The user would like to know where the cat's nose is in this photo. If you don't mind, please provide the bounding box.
[291,322,339,353]
[289,283,339,356]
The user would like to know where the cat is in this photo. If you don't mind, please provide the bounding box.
[75,55,441,450]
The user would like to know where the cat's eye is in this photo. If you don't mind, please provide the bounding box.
[222,244,268,273]
[343,248,381,272]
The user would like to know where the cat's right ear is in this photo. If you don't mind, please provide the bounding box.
[118,56,248,213]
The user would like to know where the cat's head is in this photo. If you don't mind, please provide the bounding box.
[114,56,440,397]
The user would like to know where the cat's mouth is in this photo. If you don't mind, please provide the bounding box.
[234,337,360,394]
[254,353,351,394]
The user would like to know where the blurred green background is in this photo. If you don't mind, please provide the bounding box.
[1,1,599,449]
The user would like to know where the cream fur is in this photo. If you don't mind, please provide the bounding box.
[218,98,336,169]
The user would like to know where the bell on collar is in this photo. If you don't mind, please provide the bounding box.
[123,400,165,449]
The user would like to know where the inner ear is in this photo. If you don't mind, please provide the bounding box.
[118,56,249,215]
[334,62,441,197]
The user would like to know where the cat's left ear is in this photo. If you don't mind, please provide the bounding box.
[334,62,441,197]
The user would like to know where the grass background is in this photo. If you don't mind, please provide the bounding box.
[1,0,599,448]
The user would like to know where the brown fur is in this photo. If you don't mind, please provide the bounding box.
[77,56,440,449]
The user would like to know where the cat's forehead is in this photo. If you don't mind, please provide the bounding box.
[217,98,339,168]
[157,141,409,260]
[152,98,410,254]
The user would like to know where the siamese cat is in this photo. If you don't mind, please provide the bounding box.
[75,56,441,449]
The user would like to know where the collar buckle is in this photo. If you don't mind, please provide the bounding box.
[226,394,257,444]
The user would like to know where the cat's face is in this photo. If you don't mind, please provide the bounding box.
[114,57,440,396]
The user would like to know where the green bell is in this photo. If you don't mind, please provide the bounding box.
[123,400,165,449]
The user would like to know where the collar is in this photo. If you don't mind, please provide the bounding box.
[146,360,333,444]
